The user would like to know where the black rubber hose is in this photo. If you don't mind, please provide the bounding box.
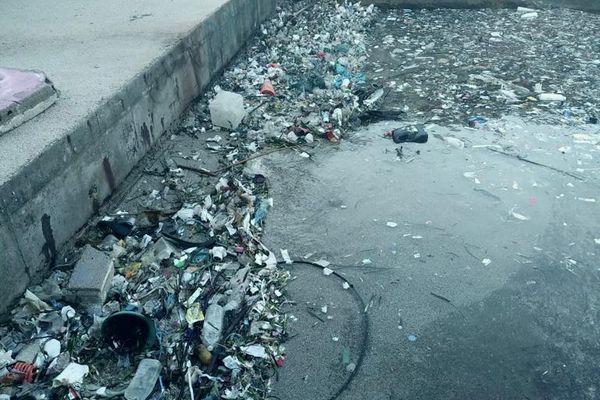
[278,260,370,400]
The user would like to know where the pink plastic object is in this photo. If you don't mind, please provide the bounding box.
[0,67,58,135]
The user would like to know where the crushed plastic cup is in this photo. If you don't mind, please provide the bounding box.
[260,79,276,96]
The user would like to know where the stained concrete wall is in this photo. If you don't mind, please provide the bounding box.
[0,0,275,317]
[370,0,600,11]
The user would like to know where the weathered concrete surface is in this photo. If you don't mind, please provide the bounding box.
[0,0,275,315]
[370,0,600,12]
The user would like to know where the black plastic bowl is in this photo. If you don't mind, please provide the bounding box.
[101,311,156,354]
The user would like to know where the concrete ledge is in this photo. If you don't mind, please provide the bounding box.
[0,0,275,315]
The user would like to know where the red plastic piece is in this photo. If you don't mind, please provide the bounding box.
[10,362,37,383]
[260,79,276,96]
[324,124,339,142]
[288,125,310,136]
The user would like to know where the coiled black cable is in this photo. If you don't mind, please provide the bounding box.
[278,260,370,400]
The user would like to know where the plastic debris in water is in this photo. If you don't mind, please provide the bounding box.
[363,88,385,107]
[510,207,530,221]
[482,258,492,266]
[280,249,292,264]
[386,221,398,228]
[390,126,428,144]
[445,137,464,148]
[408,335,417,342]
[517,6,537,12]
[520,11,538,19]
[468,116,488,128]
[463,171,479,183]
[538,93,566,102]
[342,347,351,364]
[529,197,538,207]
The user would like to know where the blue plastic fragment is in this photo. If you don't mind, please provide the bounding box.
[254,198,271,224]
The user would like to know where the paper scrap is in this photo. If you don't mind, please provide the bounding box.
[242,344,269,359]
[185,303,205,326]
[280,249,292,264]
[316,259,331,267]
[53,363,89,387]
